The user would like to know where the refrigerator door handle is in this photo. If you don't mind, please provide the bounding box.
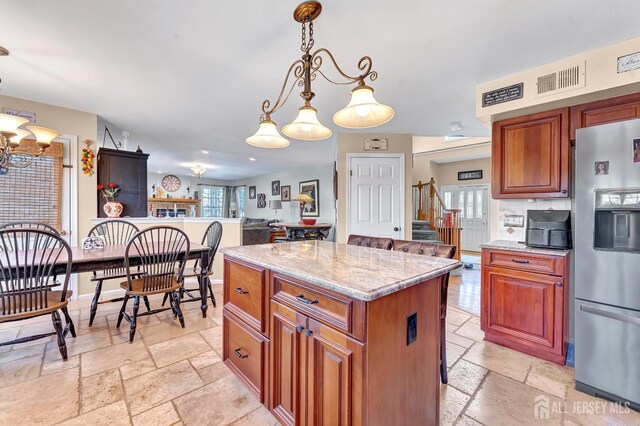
[580,304,640,326]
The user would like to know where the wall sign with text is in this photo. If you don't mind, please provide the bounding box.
[458,170,483,181]
[618,51,640,73]
[481,83,524,107]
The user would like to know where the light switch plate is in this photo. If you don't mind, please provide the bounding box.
[504,215,525,227]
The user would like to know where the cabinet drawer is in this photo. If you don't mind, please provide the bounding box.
[271,272,365,340]
[223,310,268,403]
[483,249,564,276]
[224,258,268,334]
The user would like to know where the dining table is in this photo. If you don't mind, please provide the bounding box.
[46,242,213,318]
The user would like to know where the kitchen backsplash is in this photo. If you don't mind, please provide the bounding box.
[497,199,572,242]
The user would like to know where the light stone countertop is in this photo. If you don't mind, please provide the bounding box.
[221,240,462,302]
[480,240,571,256]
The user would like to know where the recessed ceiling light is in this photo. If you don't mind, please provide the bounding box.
[201,149,210,154]
[157,171,163,174]
[0,46,9,56]
[249,157,256,162]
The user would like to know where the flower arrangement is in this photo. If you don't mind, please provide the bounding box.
[97,182,120,202]
[81,140,95,176]
[294,193,313,223]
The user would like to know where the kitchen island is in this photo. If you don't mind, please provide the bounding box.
[220,240,461,426]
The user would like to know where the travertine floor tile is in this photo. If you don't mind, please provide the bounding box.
[197,360,232,385]
[525,359,575,399]
[189,350,222,369]
[0,354,42,385]
[173,374,261,425]
[58,400,130,425]
[446,309,472,327]
[446,342,467,367]
[229,405,279,425]
[0,342,47,363]
[440,384,471,426]
[148,333,211,368]
[463,341,533,382]
[563,387,640,426]
[465,373,563,426]
[41,353,80,376]
[81,340,149,377]
[80,369,125,413]
[447,359,488,395]
[446,331,475,348]
[119,357,157,380]
[138,314,213,346]
[455,415,484,426]
[124,360,203,416]
[199,326,222,355]
[44,328,111,359]
[132,401,180,426]
[0,368,79,425]
[455,321,485,341]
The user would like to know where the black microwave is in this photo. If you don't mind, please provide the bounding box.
[525,210,572,250]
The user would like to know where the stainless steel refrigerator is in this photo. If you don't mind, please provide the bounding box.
[575,119,640,410]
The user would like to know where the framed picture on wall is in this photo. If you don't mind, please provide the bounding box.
[257,193,266,208]
[299,179,319,217]
[272,180,280,195]
[281,185,291,201]
[249,186,256,199]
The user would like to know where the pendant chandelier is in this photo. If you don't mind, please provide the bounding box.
[0,112,61,169]
[246,1,394,149]
[190,164,206,178]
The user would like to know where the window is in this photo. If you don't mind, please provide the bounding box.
[458,191,465,218]
[476,190,483,219]
[236,186,246,218]
[443,192,452,210]
[467,190,474,219]
[0,140,63,231]
[201,186,224,218]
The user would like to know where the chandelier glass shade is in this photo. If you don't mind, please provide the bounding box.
[0,112,60,169]
[246,120,290,148]
[246,1,393,148]
[190,164,207,178]
[282,106,332,140]
[333,85,395,129]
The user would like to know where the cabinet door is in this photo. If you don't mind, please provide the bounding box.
[570,92,640,139]
[482,266,564,358]
[270,301,307,426]
[306,319,364,426]
[492,108,570,199]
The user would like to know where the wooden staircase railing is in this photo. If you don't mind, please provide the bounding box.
[413,178,461,260]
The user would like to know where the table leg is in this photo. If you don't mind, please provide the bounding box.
[199,250,209,318]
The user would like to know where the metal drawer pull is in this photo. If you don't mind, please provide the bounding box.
[296,294,319,305]
[296,325,304,333]
[555,282,562,287]
[234,348,248,359]
[580,304,640,326]
[511,259,530,264]
[235,287,249,295]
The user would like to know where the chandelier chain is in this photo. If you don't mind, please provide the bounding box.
[300,20,314,53]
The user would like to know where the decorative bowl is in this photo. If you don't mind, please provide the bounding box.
[302,218,317,225]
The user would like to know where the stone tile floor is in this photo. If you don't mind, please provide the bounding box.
[0,285,638,425]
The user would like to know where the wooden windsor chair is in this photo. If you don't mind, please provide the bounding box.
[0,228,76,360]
[162,221,222,309]
[117,226,190,342]
[86,220,152,326]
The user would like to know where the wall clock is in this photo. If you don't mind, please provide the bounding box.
[161,175,181,192]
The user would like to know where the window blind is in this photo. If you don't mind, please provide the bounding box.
[0,140,64,231]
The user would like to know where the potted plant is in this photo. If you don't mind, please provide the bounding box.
[98,182,123,218]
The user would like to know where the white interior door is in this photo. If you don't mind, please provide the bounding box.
[441,184,488,252]
[58,134,79,298]
[348,154,404,239]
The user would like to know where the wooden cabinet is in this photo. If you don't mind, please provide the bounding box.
[481,248,569,365]
[570,92,640,140]
[491,108,570,199]
[96,148,149,217]
[223,256,442,425]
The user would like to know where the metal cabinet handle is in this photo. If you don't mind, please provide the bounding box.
[561,189,567,194]
[296,294,319,305]
[580,304,640,326]
[234,348,248,359]
[555,282,562,287]
[235,287,249,295]
[305,329,313,337]
[511,259,530,264]
[296,325,304,333]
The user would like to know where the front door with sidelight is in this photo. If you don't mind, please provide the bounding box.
[441,184,488,252]
[348,154,404,239]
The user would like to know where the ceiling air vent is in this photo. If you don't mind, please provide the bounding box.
[535,61,585,97]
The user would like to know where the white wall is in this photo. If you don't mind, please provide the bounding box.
[232,164,336,240]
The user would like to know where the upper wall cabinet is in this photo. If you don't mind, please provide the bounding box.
[97,148,149,217]
[492,108,570,199]
[570,92,640,140]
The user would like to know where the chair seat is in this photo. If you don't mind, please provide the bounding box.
[120,277,181,296]
[0,290,73,322]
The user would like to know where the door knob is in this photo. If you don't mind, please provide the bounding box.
[60,229,68,236]
[393,227,400,232]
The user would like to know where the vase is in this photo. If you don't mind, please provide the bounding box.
[103,201,123,218]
